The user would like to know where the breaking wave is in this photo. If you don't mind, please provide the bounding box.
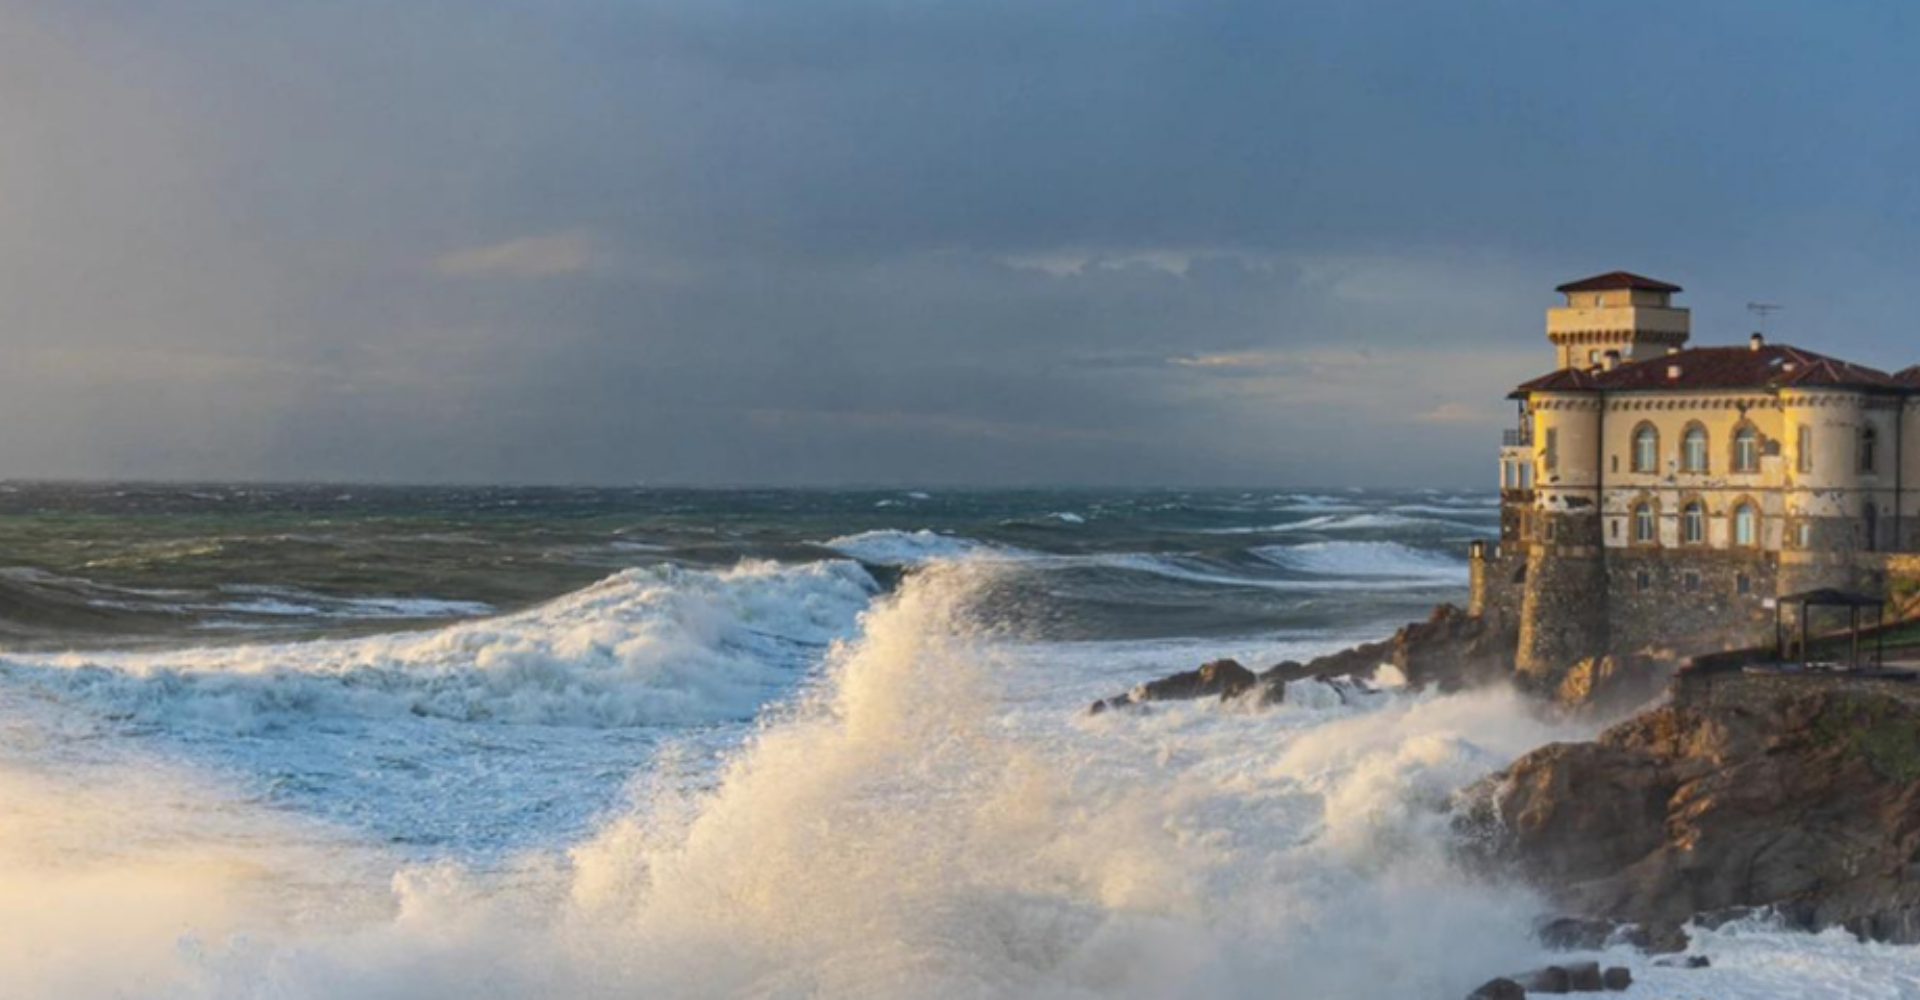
[0,560,878,731]
[1253,541,1470,582]
[0,561,1602,999]
[1201,513,1495,536]
[823,529,1018,566]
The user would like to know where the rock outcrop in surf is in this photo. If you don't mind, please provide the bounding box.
[1459,669,1920,946]
[1090,602,1520,712]
[1089,600,1677,716]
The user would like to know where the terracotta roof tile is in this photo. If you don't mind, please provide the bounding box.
[1513,344,1909,397]
[1554,271,1683,294]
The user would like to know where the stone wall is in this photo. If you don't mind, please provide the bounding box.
[1674,667,1920,716]
[1605,548,1778,656]
[1516,511,1609,676]
[1468,542,1526,624]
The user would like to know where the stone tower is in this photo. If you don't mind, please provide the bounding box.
[1514,389,1609,676]
[1547,271,1690,371]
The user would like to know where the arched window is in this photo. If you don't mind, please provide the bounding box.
[1682,501,1706,545]
[1732,425,1760,473]
[1632,424,1659,473]
[1733,502,1757,547]
[1860,426,1880,474]
[1633,502,1657,544]
[1682,424,1710,473]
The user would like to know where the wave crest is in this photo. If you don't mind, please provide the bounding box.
[0,560,878,730]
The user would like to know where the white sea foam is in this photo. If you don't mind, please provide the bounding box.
[1388,503,1502,518]
[0,563,1605,998]
[1203,513,1497,536]
[1253,540,1469,582]
[0,560,877,730]
[4,564,1911,998]
[823,529,1018,566]
[1083,552,1461,592]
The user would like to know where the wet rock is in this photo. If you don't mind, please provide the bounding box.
[1563,960,1602,991]
[1465,977,1525,1000]
[1652,955,1710,969]
[1536,916,1645,951]
[1601,966,1632,991]
[1131,658,1256,703]
[1519,965,1570,993]
[1091,658,1255,713]
[1549,654,1673,715]
[1280,674,1380,710]
[1460,677,1920,944]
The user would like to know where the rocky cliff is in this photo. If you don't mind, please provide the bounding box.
[1460,670,1920,945]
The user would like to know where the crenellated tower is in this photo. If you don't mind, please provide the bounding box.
[1546,271,1690,370]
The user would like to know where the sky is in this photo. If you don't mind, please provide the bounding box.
[3,0,1918,487]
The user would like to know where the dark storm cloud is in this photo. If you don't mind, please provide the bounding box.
[3,1,1919,484]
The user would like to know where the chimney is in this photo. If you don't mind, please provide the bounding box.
[1751,332,1766,351]
[1602,350,1622,371]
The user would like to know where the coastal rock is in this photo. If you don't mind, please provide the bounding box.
[1562,960,1602,991]
[1460,672,1920,943]
[1464,977,1525,1000]
[1103,603,1520,714]
[1601,966,1632,990]
[1089,658,1255,713]
[1535,916,1646,951]
[1548,654,1672,715]
[1252,603,1516,703]
[1518,965,1570,993]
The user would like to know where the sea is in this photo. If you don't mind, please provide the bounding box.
[0,483,1911,999]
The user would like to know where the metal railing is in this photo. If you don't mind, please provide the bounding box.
[1501,428,1534,448]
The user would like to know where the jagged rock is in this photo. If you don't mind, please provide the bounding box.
[1562,960,1602,991]
[1132,658,1255,702]
[1550,654,1673,715]
[1465,977,1525,1000]
[1460,674,1920,942]
[1278,674,1380,710]
[1090,658,1255,713]
[1248,603,1517,704]
[1601,966,1632,991]
[1519,965,1571,993]
[1652,955,1710,969]
[1535,916,1646,951]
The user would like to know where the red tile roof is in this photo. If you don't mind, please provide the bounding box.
[1554,271,1683,294]
[1514,344,1911,397]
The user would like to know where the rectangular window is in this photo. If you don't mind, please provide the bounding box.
[1797,521,1813,548]
[1611,455,1619,474]
[1610,519,1620,540]
[1683,570,1701,593]
[1543,429,1559,473]
[1797,426,1814,474]
[1636,569,1652,593]
[1736,573,1752,595]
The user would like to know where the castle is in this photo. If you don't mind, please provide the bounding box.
[1469,271,1920,671]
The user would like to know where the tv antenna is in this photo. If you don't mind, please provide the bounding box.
[1748,302,1783,333]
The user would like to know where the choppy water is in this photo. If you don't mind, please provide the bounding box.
[0,485,1906,998]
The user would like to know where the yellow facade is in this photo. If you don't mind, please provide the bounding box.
[1507,277,1919,562]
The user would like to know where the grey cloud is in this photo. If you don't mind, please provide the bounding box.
[3,1,1918,485]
